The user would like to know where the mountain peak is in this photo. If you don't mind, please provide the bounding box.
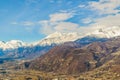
[88,26,120,38]
[34,32,82,46]
[0,40,27,50]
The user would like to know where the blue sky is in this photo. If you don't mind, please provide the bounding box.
[0,0,120,42]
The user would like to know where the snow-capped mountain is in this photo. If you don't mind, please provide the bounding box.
[0,40,27,50]
[0,26,120,50]
[33,32,83,46]
[0,25,120,58]
[87,26,120,38]
[33,26,120,46]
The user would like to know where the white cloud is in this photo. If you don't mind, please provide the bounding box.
[25,26,34,32]
[39,20,55,35]
[22,21,35,26]
[40,13,120,35]
[49,0,54,3]
[25,0,40,5]
[11,22,18,24]
[39,12,77,35]
[39,20,79,35]
[39,0,120,35]
[11,21,35,26]
[11,21,35,32]
[89,0,120,15]
[54,22,79,32]
[49,12,74,22]
[76,14,120,34]
[75,0,120,33]
[78,4,86,8]
[93,14,120,26]
[82,18,92,24]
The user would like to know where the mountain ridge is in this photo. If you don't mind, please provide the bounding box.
[21,37,120,74]
[0,26,120,58]
[0,26,120,50]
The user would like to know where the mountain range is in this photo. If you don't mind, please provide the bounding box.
[0,26,120,59]
[0,26,120,79]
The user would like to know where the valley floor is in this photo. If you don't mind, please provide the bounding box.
[0,68,120,80]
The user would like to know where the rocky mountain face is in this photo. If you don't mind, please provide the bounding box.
[78,47,120,80]
[21,37,120,74]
